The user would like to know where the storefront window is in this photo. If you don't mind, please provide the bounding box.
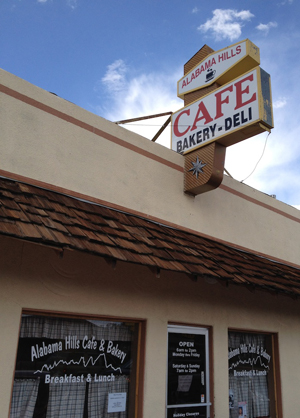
[10,313,143,418]
[167,325,210,418]
[228,330,280,418]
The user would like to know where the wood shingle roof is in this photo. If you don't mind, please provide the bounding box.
[0,177,300,297]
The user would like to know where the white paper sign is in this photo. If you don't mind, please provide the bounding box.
[107,392,127,413]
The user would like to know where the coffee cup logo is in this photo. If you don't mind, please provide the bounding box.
[205,68,216,82]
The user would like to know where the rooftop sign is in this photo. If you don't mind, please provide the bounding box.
[172,67,273,154]
[177,39,260,98]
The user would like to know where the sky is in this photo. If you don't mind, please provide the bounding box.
[1,0,299,209]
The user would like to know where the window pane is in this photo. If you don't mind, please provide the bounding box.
[10,314,140,418]
[228,331,276,418]
[167,325,210,418]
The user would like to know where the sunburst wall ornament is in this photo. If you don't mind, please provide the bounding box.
[188,157,206,179]
[184,143,225,196]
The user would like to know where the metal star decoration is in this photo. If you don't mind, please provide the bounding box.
[188,157,206,179]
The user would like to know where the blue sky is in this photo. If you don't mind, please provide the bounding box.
[1,0,299,208]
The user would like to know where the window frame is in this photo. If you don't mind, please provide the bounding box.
[228,328,282,418]
[9,309,146,418]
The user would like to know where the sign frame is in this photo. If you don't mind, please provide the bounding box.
[177,39,260,98]
[172,66,273,155]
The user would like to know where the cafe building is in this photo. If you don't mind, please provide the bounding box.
[1,43,300,418]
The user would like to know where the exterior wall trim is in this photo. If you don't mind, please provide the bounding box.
[220,184,300,224]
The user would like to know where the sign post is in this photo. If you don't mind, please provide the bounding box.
[173,42,273,195]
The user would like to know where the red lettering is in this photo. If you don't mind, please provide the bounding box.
[214,85,233,119]
[234,74,256,110]
[182,80,186,88]
[236,45,241,54]
[173,110,190,137]
[191,102,213,131]
[195,68,200,77]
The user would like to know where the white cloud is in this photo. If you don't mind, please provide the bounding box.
[101,59,128,93]
[225,97,300,206]
[198,9,254,41]
[36,0,77,6]
[192,7,199,14]
[273,97,287,109]
[67,0,77,9]
[256,22,278,34]
[97,60,182,145]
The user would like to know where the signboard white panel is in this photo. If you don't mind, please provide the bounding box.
[177,39,260,98]
[172,67,273,154]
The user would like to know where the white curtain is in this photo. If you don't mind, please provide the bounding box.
[88,380,110,417]
[46,382,86,418]
[10,379,40,418]
[20,316,133,341]
[252,375,270,417]
[88,376,128,418]
[229,332,270,418]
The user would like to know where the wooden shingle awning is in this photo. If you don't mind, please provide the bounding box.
[0,177,300,298]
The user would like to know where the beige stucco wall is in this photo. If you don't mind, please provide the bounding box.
[1,68,300,266]
[1,237,300,418]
